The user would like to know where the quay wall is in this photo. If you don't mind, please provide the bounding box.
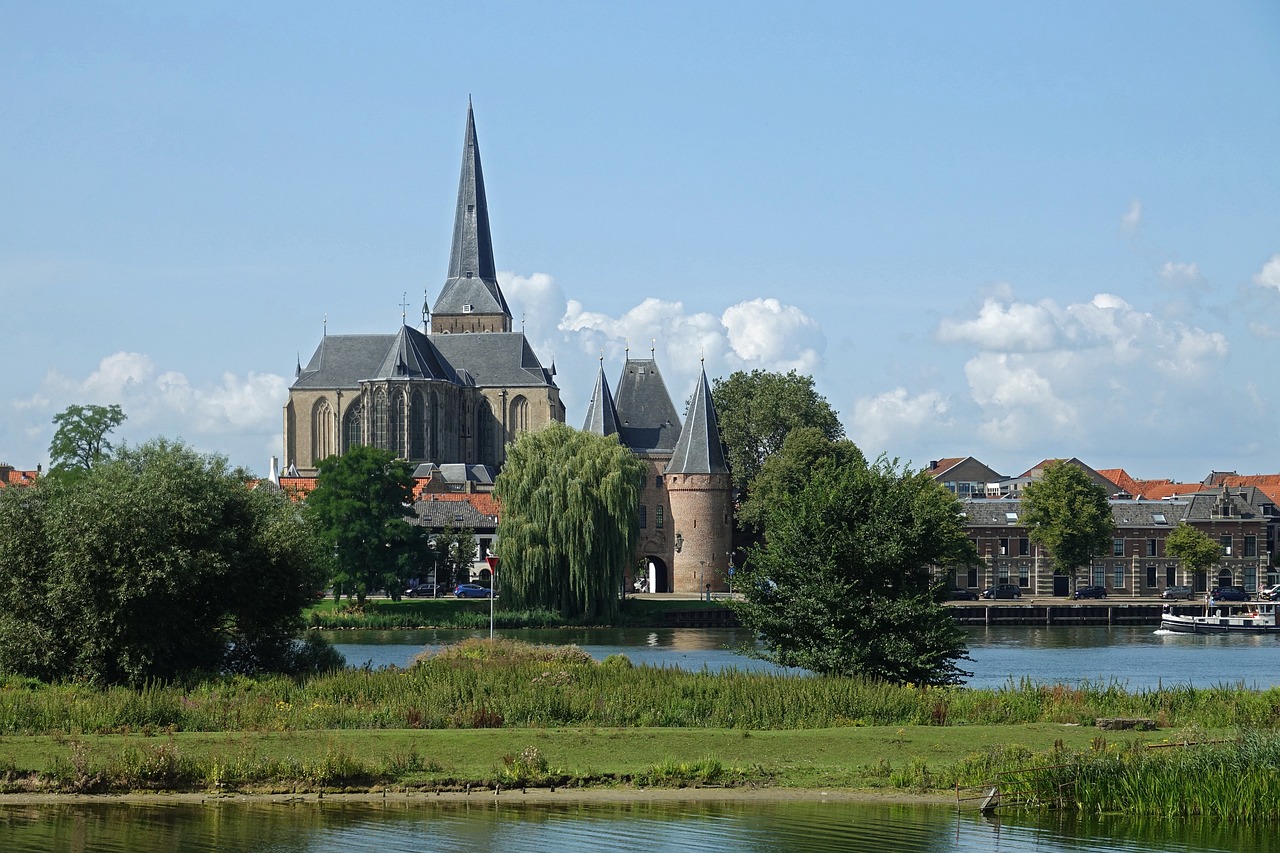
[661,601,1201,628]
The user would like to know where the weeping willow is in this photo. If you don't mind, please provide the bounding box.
[495,423,646,621]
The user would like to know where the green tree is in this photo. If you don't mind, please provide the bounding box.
[0,439,334,686]
[1021,462,1115,577]
[495,423,645,621]
[730,455,979,685]
[711,370,843,492]
[1165,522,1221,585]
[432,526,477,587]
[305,446,415,604]
[737,426,865,531]
[47,403,126,478]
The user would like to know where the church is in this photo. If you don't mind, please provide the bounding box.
[282,104,731,594]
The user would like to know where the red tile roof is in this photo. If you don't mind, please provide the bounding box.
[0,467,39,488]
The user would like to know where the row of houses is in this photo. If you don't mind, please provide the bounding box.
[929,457,1280,596]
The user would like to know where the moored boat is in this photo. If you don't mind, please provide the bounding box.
[1160,599,1280,634]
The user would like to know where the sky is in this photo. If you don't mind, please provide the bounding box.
[3,1,1279,483]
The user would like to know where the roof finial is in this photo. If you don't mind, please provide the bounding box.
[625,338,630,359]
[700,345,705,365]
[521,312,526,333]
[651,338,656,358]
[323,313,327,337]
[599,349,604,366]
[400,291,409,325]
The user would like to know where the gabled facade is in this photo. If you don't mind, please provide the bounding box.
[282,104,564,475]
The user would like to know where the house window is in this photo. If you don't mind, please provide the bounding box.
[999,537,1009,556]
[1245,565,1257,591]
[655,506,664,529]
[1018,537,1030,557]
[638,505,647,529]
[1220,534,1232,556]
[1152,512,1167,525]
[1093,565,1106,586]
[1005,512,1018,523]
[1166,564,1177,586]
[1244,535,1257,558]
[1112,539,1124,557]
[997,564,1010,584]
[1146,565,1157,587]
[655,476,663,488]
[1018,564,1030,588]
[1146,538,1157,557]
[966,565,979,587]
[1113,564,1124,589]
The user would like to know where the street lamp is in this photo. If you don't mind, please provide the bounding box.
[486,554,500,640]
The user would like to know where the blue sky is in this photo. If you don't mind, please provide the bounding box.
[3,1,1278,483]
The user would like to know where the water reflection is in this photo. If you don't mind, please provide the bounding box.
[0,799,1258,853]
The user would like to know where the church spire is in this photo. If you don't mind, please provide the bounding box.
[432,100,512,333]
[666,365,729,475]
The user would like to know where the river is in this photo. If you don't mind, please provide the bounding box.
[0,798,1265,852]
[326,625,1280,690]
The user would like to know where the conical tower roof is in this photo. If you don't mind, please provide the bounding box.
[582,360,621,436]
[666,365,729,475]
[432,101,511,320]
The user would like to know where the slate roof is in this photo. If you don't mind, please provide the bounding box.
[371,326,455,381]
[613,358,681,454]
[581,362,621,437]
[414,493,500,529]
[432,101,510,319]
[961,498,1190,528]
[430,332,556,388]
[293,334,398,389]
[666,366,729,475]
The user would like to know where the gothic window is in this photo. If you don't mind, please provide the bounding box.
[372,390,389,450]
[342,401,364,453]
[508,394,529,442]
[430,390,441,460]
[409,390,426,459]
[311,399,335,463]
[390,390,406,458]
[477,399,493,466]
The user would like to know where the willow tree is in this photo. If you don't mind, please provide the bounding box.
[495,423,646,621]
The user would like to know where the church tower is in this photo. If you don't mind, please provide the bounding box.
[431,100,513,334]
[664,365,733,594]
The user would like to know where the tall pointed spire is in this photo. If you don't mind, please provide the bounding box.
[666,366,729,475]
[432,101,512,332]
[582,358,622,437]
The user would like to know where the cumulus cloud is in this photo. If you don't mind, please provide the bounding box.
[850,388,950,456]
[1159,261,1206,290]
[18,352,289,469]
[1121,199,1142,234]
[1254,254,1280,292]
[929,289,1231,452]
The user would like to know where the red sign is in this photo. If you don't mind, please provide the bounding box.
[486,555,499,574]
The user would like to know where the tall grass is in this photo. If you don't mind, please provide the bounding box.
[1,639,1279,736]
[944,731,1280,820]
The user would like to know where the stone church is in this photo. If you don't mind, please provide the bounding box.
[283,104,565,474]
[282,103,732,594]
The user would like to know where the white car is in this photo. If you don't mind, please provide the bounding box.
[1261,584,1280,601]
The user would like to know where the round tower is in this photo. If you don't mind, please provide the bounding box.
[666,471,733,594]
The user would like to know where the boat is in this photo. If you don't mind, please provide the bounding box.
[1160,598,1280,634]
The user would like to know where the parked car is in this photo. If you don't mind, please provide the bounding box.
[405,583,443,598]
[982,583,1022,600]
[949,587,980,601]
[1210,586,1249,602]
[1261,584,1280,601]
[1074,585,1108,599]
[454,583,494,599]
[1161,585,1195,601]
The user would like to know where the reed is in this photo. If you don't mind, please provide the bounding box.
[1,641,1279,736]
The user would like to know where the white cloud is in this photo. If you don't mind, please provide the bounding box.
[850,388,950,456]
[1159,261,1205,290]
[1254,254,1280,292]
[1121,199,1142,233]
[936,298,1060,351]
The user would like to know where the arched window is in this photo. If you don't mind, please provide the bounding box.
[390,390,406,458]
[477,399,493,466]
[409,390,426,459]
[508,394,529,442]
[372,390,389,450]
[311,399,335,463]
[342,400,364,452]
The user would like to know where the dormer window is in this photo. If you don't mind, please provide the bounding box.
[1005,512,1019,523]
[462,304,473,313]
[1152,513,1167,524]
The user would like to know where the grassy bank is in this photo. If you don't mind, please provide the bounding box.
[1,639,1278,817]
[305,597,729,630]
